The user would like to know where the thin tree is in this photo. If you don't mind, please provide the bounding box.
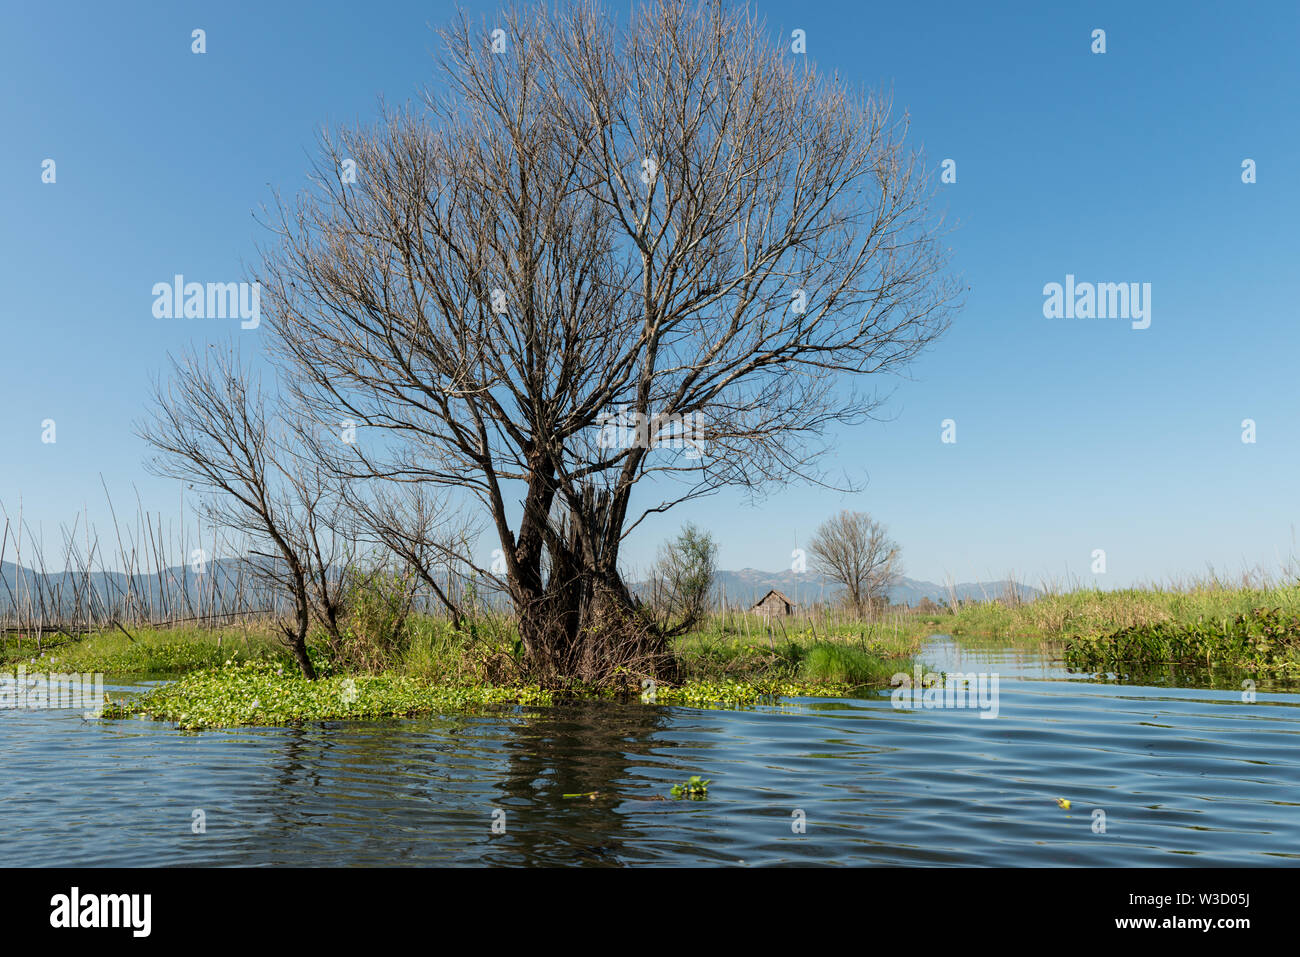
[137,347,322,678]
[257,0,960,684]
[807,510,900,614]
[648,523,718,636]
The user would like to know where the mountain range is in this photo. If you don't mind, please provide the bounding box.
[0,558,1038,618]
[707,568,1039,608]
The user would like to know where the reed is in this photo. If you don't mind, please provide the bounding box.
[0,486,279,650]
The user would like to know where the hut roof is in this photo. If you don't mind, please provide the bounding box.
[751,589,796,610]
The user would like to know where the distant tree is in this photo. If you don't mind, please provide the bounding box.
[807,510,900,614]
[915,595,942,615]
[648,523,717,636]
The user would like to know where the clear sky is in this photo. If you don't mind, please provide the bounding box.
[3,0,1298,587]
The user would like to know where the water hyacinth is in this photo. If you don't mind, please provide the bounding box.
[670,775,710,799]
[98,659,857,730]
[656,677,851,707]
[1064,607,1300,678]
[102,660,554,730]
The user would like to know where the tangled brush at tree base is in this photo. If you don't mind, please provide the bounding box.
[518,581,680,690]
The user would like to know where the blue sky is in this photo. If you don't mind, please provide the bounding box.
[2,0,1297,587]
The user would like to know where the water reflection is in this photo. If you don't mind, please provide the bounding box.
[485,703,673,865]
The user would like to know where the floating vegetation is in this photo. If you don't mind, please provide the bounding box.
[670,776,710,799]
[101,660,553,730]
[656,677,851,708]
[98,658,855,731]
[1064,608,1300,678]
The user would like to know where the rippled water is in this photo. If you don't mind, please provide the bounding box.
[3,637,1298,866]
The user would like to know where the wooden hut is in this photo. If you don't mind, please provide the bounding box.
[751,589,796,618]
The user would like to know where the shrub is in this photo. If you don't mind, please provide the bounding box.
[318,568,416,673]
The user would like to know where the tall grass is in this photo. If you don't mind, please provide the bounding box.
[673,609,922,686]
[22,624,287,676]
[920,578,1300,642]
[798,641,899,685]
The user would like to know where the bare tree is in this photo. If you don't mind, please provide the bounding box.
[137,347,323,678]
[807,510,901,614]
[256,0,960,685]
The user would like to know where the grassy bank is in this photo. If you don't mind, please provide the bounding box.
[18,580,1296,671]
[21,613,904,729]
[675,614,919,686]
[909,581,1300,639]
[42,578,1300,729]
[909,581,1300,679]
[3,624,286,675]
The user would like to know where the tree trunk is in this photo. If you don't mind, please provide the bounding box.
[511,485,677,688]
[286,571,317,680]
[289,627,317,680]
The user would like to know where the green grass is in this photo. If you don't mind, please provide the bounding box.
[8,625,288,676]
[798,641,900,685]
[396,614,524,683]
[672,615,920,686]
[33,578,1300,730]
[13,603,925,730]
[79,612,879,729]
[899,580,1300,682]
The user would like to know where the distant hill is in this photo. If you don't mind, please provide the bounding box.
[704,568,1040,609]
[0,557,274,621]
[1,557,1039,621]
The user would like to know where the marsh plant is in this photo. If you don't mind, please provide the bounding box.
[670,775,710,799]
[317,568,418,674]
[1065,606,1300,678]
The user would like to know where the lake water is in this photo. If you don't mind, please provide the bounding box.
[3,637,1298,866]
